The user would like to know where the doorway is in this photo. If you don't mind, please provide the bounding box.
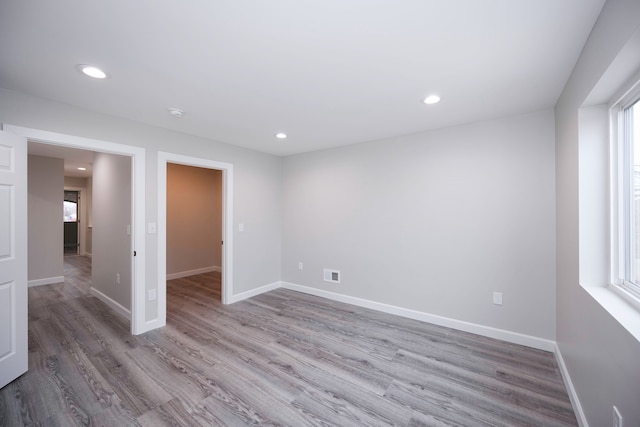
[157,151,234,328]
[6,124,147,335]
[166,164,223,288]
[63,190,80,255]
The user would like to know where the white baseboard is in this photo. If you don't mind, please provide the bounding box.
[84,251,92,259]
[228,281,281,304]
[218,280,582,421]
[90,287,131,320]
[28,276,65,288]
[280,281,556,352]
[166,265,221,280]
[137,318,165,335]
[555,343,588,427]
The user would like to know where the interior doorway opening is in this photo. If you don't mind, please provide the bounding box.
[63,190,80,255]
[6,124,147,335]
[157,151,234,328]
[166,163,223,301]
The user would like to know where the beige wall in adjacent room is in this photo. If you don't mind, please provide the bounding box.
[28,155,64,282]
[166,163,222,277]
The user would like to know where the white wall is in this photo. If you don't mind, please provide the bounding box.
[555,0,640,425]
[282,110,556,340]
[167,163,222,276]
[27,155,63,282]
[0,87,282,322]
[91,152,132,309]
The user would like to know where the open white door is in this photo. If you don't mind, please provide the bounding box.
[0,130,28,388]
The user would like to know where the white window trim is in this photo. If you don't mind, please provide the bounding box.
[609,79,640,312]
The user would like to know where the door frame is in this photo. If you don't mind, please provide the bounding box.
[4,125,147,335]
[157,152,233,326]
[63,188,83,255]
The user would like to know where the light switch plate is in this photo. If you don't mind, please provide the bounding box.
[493,292,503,305]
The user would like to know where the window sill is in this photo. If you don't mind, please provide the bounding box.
[581,284,640,342]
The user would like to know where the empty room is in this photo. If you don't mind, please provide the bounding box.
[1,0,640,426]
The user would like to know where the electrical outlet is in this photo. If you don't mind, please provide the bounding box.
[613,406,623,427]
[492,291,503,305]
[116,273,120,285]
[298,262,303,270]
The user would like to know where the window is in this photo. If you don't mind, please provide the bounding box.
[63,201,78,222]
[613,91,640,301]
[63,191,78,222]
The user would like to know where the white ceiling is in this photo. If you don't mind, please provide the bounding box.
[28,142,94,178]
[0,0,605,156]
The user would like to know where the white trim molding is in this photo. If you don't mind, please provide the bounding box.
[555,344,588,427]
[28,276,65,288]
[5,124,146,335]
[166,266,221,281]
[90,287,131,320]
[157,151,234,331]
[228,281,281,304]
[280,281,556,352]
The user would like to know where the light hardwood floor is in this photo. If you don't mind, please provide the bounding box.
[0,256,577,426]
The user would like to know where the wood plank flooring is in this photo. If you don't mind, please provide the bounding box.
[0,256,578,426]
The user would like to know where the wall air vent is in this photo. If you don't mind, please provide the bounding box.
[323,268,341,284]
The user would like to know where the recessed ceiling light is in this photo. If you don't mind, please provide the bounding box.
[275,133,287,139]
[77,167,87,171]
[423,95,441,105]
[77,64,107,79]
[168,108,184,118]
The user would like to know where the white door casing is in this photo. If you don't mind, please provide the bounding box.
[0,130,28,388]
[157,151,234,330]
[4,125,147,335]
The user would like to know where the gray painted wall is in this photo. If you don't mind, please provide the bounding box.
[282,110,556,339]
[91,152,132,309]
[555,0,640,425]
[27,155,63,281]
[7,2,640,422]
[0,87,283,321]
[87,177,93,255]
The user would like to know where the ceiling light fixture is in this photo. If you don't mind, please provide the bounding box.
[77,167,87,171]
[275,133,287,139]
[77,64,107,79]
[168,108,184,118]
[423,95,441,105]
